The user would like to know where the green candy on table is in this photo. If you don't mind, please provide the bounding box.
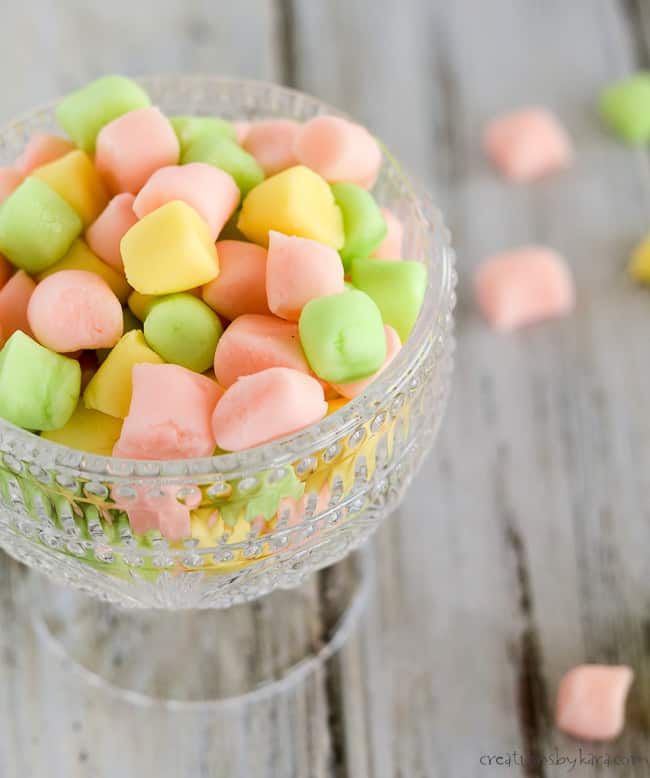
[599,72,650,144]
[350,258,427,342]
[0,331,80,431]
[56,75,151,153]
[331,182,387,269]
[170,115,236,155]
[299,289,386,383]
[182,134,264,197]
[0,177,82,273]
[143,293,223,373]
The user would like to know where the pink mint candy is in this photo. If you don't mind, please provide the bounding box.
[113,363,221,460]
[294,115,382,189]
[212,367,327,451]
[556,665,633,741]
[133,163,239,239]
[86,193,138,272]
[332,325,401,399]
[243,119,300,176]
[28,270,123,352]
[233,121,251,145]
[371,208,403,259]
[475,246,575,331]
[0,270,35,339]
[0,167,23,204]
[213,313,310,388]
[266,230,344,321]
[95,107,180,194]
[112,483,194,542]
[15,133,75,175]
[202,240,270,321]
[483,107,572,182]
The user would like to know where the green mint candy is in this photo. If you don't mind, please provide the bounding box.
[0,331,81,431]
[299,289,386,383]
[331,182,387,269]
[170,116,236,155]
[599,72,650,144]
[182,135,264,197]
[0,177,82,273]
[144,293,223,373]
[56,75,151,153]
[350,258,427,342]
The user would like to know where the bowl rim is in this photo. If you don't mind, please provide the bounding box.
[0,75,455,480]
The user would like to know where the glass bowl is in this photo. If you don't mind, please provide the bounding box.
[0,76,456,611]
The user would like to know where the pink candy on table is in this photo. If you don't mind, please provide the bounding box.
[15,133,75,175]
[294,115,382,189]
[86,193,138,272]
[332,325,401,399]
[212,367,327,451]
[243,119,301,176]
[483,107,572,183]
[95,107,180,194]
[474,246,575,332]
[371,208,403,259]
[213,313,311,388]
[0,270,36,339]
[27,270,123,352]
[556,665,633,742]
[233,121,251,145]
[0,167,22,204]
[266,230,344,321]
[113,363,222,460]
[111,483,197,542]
[202,240,270,321]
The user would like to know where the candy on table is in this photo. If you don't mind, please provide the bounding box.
[143,293,223,373]
[243,119,301,176]
[0,168,23,203]
[96,307,140,364]
[0,255,13,288]
[27,270,123,353]
[32,149,109,226]
[212,367,327,452]
[169,115,236,154]
[332,325,401,399]
[113,363,222,459]
[371,208,403,259]
[182,134,264,197]
[294,115,382,189]
[0,270,35,339]
[202,240,270,320]
[474,246,575,332]
[0,177,82,273]
[85,193,137,273]
[56,75,151,153]
[599,72,650,144]
[299,289,386,383]
[331,182,387,268]
[555,665,633,741]
[233,121,251,145]
[42,402,123,456]
[120,200,219,294]
[83,329,164,419]
[0,331,80,430]
[350,258,427,342]
[14,133,75,175]
[133,163,240,240]
[213,313,311,388]
[95,107,180,194]
[628,234,650,283]
[127,290,156,321]
[112,483,193,542]
[266,230,344,321]
[37,238,131,303]
[483,107,573,182]
[237,165,344,249]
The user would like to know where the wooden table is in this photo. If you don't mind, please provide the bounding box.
[2,1,650,775]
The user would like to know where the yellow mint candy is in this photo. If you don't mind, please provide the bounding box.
[37,238,131,303]
[629,235,650,284]
[128,291,157,321]
[33,150,109,226]
[42,403,123,456]
[83,329,164,419]
[237,165,344,249]
[121,200,219,294]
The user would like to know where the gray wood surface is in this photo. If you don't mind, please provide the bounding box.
[2,0,650,776]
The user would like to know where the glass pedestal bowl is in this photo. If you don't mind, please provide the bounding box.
[0,76,456,703]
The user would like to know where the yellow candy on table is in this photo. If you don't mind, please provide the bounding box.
[327,397,348,415]
[120,200,219,294]
[237,165,344,249]
[128,290,157,321]
[32,150,109,226]
[42,402,123,456]
[629,235,650,284]
[37,239,131,303]
[84,329,164,419]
